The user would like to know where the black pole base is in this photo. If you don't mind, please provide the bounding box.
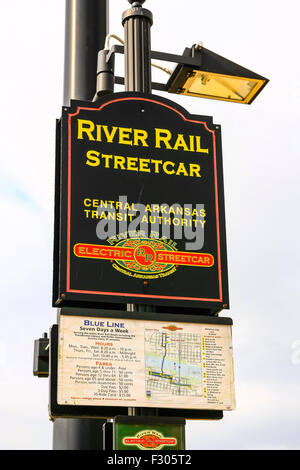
[53,418,106,450]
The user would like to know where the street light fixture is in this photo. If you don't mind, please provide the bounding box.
[166,45,268,104]
[95,41,268,105]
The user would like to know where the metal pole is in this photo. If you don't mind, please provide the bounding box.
[122,0,153,93]
[53,0,109,450]
[53,418,105,450]
[122,0,157,419]
[63,0,109,105]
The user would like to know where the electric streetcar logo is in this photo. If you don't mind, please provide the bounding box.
[123,430,177,450]
[74,237,214,280]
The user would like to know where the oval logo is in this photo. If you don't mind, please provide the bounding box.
[113,238,177,279]
[123,430,177,450]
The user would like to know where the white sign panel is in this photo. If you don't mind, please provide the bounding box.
[57,315,235,411]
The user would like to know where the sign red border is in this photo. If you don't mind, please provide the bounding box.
[65,97,223,303]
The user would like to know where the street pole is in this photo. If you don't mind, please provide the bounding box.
[122,0,159,420]
[52,0,109,450]
[122,0,153,93]
[63,0,109,105]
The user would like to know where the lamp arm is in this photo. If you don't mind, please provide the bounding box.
[110,44,202,68]
[109,45,202,92]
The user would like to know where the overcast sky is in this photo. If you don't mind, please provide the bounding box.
[1,0,299,450]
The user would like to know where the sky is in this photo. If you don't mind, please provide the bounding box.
[0,0,299,450]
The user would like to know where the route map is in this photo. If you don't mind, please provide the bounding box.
[145,329,204,401]
[57,315,235,411]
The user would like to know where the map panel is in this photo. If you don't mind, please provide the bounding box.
[57,314,235,410]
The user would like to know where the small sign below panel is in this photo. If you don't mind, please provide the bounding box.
[56,313,235,412]
[113,416,186,451]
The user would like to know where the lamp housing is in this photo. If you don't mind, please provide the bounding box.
[166,46,269,104]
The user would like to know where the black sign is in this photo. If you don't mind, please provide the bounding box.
[53,92,229,313]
